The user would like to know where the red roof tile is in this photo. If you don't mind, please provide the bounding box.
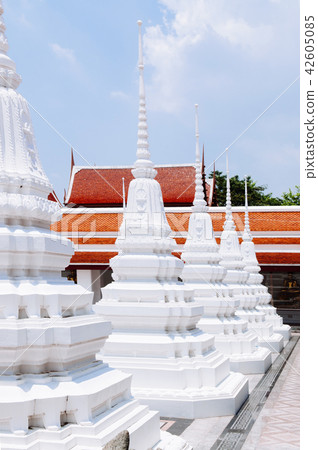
[48,191,60,203]
[67,166,201,206]
[68,251,299,266]
[70,252,117,264]
[52,208,299,268]
[257,252,300,265]
[52,210,300,234]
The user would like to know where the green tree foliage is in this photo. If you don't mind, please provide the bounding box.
[280,185,300,205]
[208,171,298,206]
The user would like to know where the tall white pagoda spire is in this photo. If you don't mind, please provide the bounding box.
[0,6,164,449]
[132,20,156,179]
[243,176,252,241]
[0,0,51,211]
[95,24,248,420]
[240,179,291,343]
[0,1,21,89]
[181,118,271,375]
[224,148,236,231]
[220,153,283,355]
[192,104,207,212]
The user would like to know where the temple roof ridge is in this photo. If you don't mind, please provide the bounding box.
[70,162,196,170]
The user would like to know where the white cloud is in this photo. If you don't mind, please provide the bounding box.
[110,90,129,101]
[143,0,273,113]
[50,43,77,65]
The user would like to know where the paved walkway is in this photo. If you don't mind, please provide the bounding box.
[161,333,300,450]
[242,337,300,449]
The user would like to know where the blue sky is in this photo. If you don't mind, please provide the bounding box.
[5,0,299,201]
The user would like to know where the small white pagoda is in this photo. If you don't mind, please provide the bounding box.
[181,108,272,374]
[95,21,248,419]
[219,151,281,356]
[241,178,291,343]
[0,5,178,449]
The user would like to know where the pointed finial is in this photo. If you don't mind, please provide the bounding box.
[69,147,75,182]
[132,20,156,179]
[0,3,21,89]
[225,148,230,203]
[71,147,75,169]
[211,161,218,206]
[137,20,143,68]
[192,104,207,212]
[195,104,200,164]
[243,175,252,240]
[201,144,205,174]
[122,177,126,209]
[208,162,215,206]
[223,148,235,230]
[201,143,207,202]
[226,147,229,175]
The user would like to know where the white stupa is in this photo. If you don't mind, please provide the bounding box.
[219,151,281,356]
[95,21,248,419]
[241,177,291,343]
[0,5,175,449]
[181,108,272,374]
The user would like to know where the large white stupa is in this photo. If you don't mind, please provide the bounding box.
[219,151,281,356]
[181,108,272,374]
[241,178,291,343]
[0,5,180,449]
[95,21,248,419]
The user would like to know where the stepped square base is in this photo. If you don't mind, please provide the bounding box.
[0,363,161,450]
[256,306,291,343]
[257,333,284,353]
[134,371,248,418]
[243,323,284,353]
[199,321,271,374]
[0,404,159,450]
[229,346,272,374]
[256,306,291,339]
[199,316,248,336]
[274,324,292,343]
[98,330,249,419]
[235,310,284,353]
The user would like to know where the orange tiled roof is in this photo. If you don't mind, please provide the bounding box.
[68,251,299,266]
[67,166,210,206]
[53,207,299,268]
[167,211,300,233]
[70,252,117,264]
[48,191,60,203]
[257,253,300,265]
[52,213,123,233]
[53,210,300,234]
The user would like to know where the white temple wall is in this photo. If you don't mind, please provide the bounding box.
[77,268,113,303]
[77,269,100,303]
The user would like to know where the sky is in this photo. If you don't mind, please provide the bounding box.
[5,0,299,201]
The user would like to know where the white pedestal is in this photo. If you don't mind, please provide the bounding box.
[95,257,249,418]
